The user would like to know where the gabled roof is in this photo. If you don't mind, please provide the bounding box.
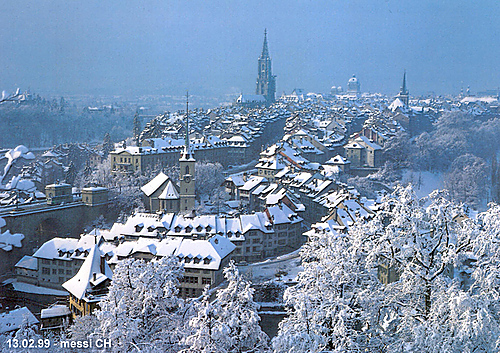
[62,244,112,301]
[158,180,179,200]
[141,172,171,197]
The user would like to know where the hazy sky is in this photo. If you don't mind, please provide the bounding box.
[1,0,498,97]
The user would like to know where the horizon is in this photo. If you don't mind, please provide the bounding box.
[1,1,499,98]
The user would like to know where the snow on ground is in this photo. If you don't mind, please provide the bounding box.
[1,145,35,183]
[3,279,68,296]
[238,248,303,283]
[0,216,24,251]
[402,170,444,198]
[0,230,24,251]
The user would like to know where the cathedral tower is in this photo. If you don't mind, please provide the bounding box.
[256,29,276,104]
[179,92,196,212]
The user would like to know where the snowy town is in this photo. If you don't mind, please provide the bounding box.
[2,2,500,353]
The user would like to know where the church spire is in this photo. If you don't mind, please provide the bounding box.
[397,70,409,106]
[256,29,276,104]
[260,29,269,59]
[185,91,190,153]
[401,70,408,95]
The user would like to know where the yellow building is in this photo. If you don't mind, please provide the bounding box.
[62,243,112,318]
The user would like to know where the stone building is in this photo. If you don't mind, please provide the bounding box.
[255,29,277,105]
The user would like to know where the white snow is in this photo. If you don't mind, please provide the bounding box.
[6,279,68,296]
[0,307,39,334]
[40,304,71,319]
[0,230,24,251]
[402,170,444,198]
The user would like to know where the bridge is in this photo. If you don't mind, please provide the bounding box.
[0,198,109,279]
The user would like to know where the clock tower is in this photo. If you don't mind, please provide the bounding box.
[179,92,196,212]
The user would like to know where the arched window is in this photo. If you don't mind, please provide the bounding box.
[185,166,189,175]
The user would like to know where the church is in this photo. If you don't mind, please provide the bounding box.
[236,30,277,107]
[141,94,196,214]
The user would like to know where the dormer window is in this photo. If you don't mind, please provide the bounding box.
[196,225,203,232]
[204,257,212,265]
[174,226,181,233]
[147,226,155,232]
[206,225,212,232]
[135,224,144,232]
[185,226,193,233]
[185,255,192,263]
[194,256,201,264]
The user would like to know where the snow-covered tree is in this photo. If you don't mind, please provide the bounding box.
[195,161,225,199]
[274,185,500,352]
[181,288,231,353]
[444,154,490,209]
[95,256,190,352]
[184,262,270,353]
[273,218,383,352]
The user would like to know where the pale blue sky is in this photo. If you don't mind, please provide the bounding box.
[1,0,498,97]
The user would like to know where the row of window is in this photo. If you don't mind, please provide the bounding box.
[41,267,74,276]
[179,276,212,285]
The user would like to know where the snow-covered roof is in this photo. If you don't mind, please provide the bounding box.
[62,244,112,301]
[355,136,382,150]
[141,172,171,197]
[0,307,38,334]
[33,237,79,260]
[15,255,38,270]
[326,155,351,165]
[241,176,267,191]
[158,180,179,200]
[388,97,405,112]
[40,305,71,319]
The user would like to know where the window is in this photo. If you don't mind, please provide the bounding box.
[66,270,72,275]
[52,269,57,275]
[202,277,211,285]
[185,166,189,174]
[181,276,198,284]
[59,277,64,283]
[253,246,259,252]
[59,269,65,274]
[42,267,50,275]
[42,259,50,265]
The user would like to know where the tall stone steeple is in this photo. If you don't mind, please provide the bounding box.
[397,70,409,106]
[179,91,196,213]
[256,29,276,105]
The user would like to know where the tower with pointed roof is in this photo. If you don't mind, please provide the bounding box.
[397,70,409,106]
[179,92,196,212]
[256,29,276,104]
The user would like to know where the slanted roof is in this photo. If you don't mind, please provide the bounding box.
[41,305,71,319]
[62,244,112,301]
[141,172,170,197]
[15,255,38,271]
[158,180,179,200]
[0,307,38,334]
